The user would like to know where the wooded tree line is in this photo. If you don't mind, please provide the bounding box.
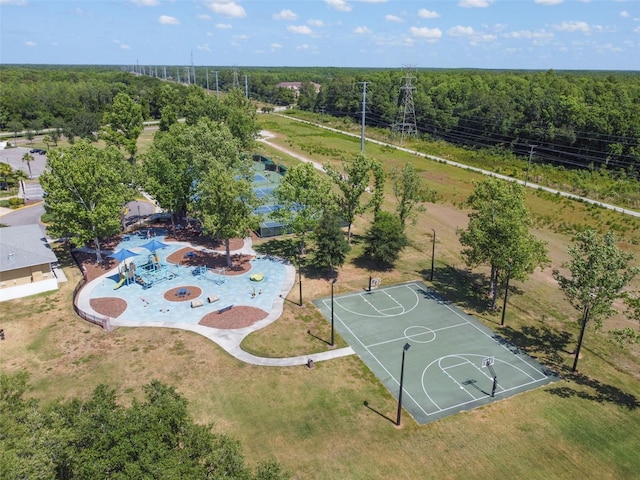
[295,69,640,177]
[0,373,289,479]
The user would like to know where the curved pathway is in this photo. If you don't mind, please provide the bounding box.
[76,235,355,367]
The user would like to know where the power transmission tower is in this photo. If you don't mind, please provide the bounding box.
[232,68,240,90]
[359,81,369,153]
[191,51,196,85]
[244,75,249,98]
[393,66,418,144]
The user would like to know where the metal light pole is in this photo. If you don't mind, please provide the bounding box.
[396,343,411,426]
[298,254,303,307]
[330,278,337,346]
[430,229,436,282]
[501,266,512,327]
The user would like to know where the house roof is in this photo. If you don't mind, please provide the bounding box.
[0,224,58,272]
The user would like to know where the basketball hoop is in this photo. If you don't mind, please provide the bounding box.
[481,356,495,368]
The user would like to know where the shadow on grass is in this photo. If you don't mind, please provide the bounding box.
[419,265,492,315]
[363,400,396,425]
[548,373,640,410]
[351,254,394,273]
[253,238,298,261]
[498,324,573,369]
[497,323,639,410]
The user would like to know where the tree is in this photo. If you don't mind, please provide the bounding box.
[21,152,34,179]
[39,140,134,262]
[323,154,383,242]
[196,162,259,268]
[159,104,178,132]
[458,178,548,311]
[390,162,436,228]
[313,208,350,274]
[100,92,144,158]
[553,229,639,371]
[142,118,242,227]
[297,82,318,111]
[363,210,408,266]
[42,134,52,150]
[0,374,290,480]
[272,162,335,252]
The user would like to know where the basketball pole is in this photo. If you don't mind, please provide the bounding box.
[488,364,497,397]
[298,253,303,307]
[430,229,436,282]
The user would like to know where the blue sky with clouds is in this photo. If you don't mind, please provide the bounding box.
[1,0,638,70]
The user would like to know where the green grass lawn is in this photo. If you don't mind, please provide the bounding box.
[2,115,639,479]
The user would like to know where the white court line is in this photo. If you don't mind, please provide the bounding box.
[439,301,547,381]
[331,308,431,420]
[366,322,468,348]
[334,284,420,318]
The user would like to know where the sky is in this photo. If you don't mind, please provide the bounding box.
[1,0,639,70]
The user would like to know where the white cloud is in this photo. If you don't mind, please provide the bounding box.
[197,43,211,51]
[271,43,283,49]
[233,34,248,40]
[554,20,590,33]
[418,9,440,19]
[325,0,351,12]
[273,9,297,20]
[458,0,492,7]
[385,14,403,23]
[448,25,475,36]
[0,0,29,4]
[130,0,158,6]
[409,26,442,39]
[197,14,211,20]
[113,39,130,50]
[205,1,246,18]
[25,40,36,47]
[288,25,313,35]
[159,15,179,25]
[308,19,324,27]
[504,30,554,41]
[216,23,232,29]
[635,26,640,34]
[620,10,630,18]
[354,26,372,34]
[297,44,310,50]
[534,0,563,5]
[354,0,387,3]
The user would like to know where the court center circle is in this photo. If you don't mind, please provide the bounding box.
[404,325,436,344]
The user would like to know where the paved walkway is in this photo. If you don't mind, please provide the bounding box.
[75,235,355,367]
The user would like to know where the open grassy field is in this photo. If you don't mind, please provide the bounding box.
[2,115,639,479]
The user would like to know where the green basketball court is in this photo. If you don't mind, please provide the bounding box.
[313,281,559,425]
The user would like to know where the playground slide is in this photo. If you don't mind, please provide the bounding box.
[113,275,126,290]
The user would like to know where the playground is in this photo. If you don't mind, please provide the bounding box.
[80,229,294,331]
[313,281,559,425]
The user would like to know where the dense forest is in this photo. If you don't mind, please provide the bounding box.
[1,65,639,177]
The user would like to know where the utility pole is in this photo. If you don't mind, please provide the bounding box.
[206,68,209,91]
[525,145,536,186]
[214,71,219,98]
[232,68,240,90]
[359,81,369,153]
[244,75,249,99]
[191,51,196,85]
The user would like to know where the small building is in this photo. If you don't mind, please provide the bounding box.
[0,224,60,302]
[276,81,321,97]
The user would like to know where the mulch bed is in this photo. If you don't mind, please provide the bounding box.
[199,305,269,329]
[90,297,128,318]
[166,247,253,276]
[163,286,202,302]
